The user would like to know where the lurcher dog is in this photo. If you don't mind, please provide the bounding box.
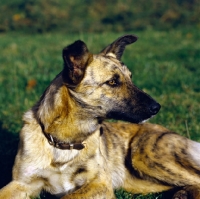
[0,35,200,199]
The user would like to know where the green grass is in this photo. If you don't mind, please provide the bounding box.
[0,0,199,33]
[0,28,200,198]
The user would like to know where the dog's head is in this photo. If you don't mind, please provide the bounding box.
[62,35,160,124]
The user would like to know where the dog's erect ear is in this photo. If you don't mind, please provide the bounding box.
[62,40,93,86]
[100,35,138,60]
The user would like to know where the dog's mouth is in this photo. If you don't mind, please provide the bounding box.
[139,115,155,124]
[106,111,152,124]
[106,103,160,124]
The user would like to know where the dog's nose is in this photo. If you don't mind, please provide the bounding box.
[149,103,161,115]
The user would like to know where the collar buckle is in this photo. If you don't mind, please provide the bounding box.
[49,135,55,146]
[69,144,74,150]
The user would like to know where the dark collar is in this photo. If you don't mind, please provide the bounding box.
[43,132,85,150]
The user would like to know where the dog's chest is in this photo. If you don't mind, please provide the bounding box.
[41,149,81,196]
[40,148,101,196]
[42,166,75,197]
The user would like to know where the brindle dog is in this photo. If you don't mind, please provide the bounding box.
[0,35,200,199]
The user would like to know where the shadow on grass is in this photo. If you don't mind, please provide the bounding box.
[0,122,19,188]
[0,122,57,198]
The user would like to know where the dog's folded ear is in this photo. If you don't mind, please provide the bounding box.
[62,40,93,86]
[100,35,138,60]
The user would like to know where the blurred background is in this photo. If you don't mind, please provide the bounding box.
[0,0,199,33]
[0,1,200,199]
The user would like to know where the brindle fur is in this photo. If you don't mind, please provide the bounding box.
[0,35,200,199]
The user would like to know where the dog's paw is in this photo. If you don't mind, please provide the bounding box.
[172,189,188,199]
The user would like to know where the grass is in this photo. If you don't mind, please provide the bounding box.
[1,0,199,33]
[0,27,199,198]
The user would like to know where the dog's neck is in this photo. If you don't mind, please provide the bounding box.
[34,78,100,143]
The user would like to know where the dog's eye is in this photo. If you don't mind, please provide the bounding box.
[105,74,120,87]
[106,79,118,87]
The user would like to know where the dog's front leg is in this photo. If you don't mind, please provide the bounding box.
[61,179,115,199]
[0,180,41,199]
